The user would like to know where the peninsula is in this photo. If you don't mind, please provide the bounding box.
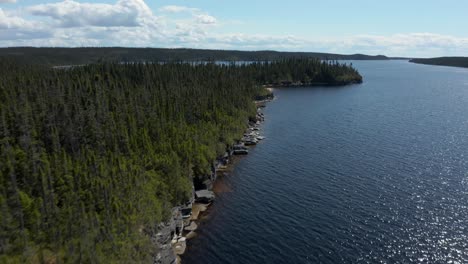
[0,55,361,263]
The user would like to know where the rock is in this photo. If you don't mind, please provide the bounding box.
[186,231,197,240]
[191,203,209,220]
[233,143,247,150]
[152,208,183,264]
[195,190,215,203]
[233,149,248,155]
[173,239,186,255]
[154,247,177,264]
[184,221,198,232]
[243,139,257,146]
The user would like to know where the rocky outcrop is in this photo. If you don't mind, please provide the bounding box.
[153,208,181,264]
[195,190,215,203]
[153,95,273,264]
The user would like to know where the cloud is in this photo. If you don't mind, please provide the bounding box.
[334,33,468,57]
[202,33,303,50]
[27,0,154,27]
[0,1,468,57]
[196,14,216,25]
[0,8,27,29]
[0,0,16,3]
[158,5,199,13]
[158,5,217,25]
[0,8,52,40]
[172,32,468,57]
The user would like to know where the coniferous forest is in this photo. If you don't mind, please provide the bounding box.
[0,58,361,263]
[410,57,468,68]
[0,47,388,66]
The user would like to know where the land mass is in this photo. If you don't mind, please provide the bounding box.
[410,57,468,68]
[0,56,361,263]
[0,47,389,66]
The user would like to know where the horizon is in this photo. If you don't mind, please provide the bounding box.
[0,46,395,57]
[1,0,468,58]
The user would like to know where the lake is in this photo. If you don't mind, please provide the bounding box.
[182,61,468,263]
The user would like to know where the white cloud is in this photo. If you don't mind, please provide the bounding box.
[158,5,217,25]
[27,0,153,27]
[0,8,51,40]
[0,8,28,29]
[0,1,468,57]
[333,33,468,57]
[0,0,16,3]
[158,5,199,13]
[196,14,216,25]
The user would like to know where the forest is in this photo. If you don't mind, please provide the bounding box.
[410,57,468,68]
[0,58,361,263]
[0,47,388,66]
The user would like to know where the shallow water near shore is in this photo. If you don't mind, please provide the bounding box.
[182,61,468,263]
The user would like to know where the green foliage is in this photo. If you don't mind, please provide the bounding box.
[410,57,468,68]
[249,59,362,85]
[0,47,388,66]
[0,58,361,262]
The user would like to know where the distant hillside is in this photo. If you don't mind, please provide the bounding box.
[389,57,411,60]
[0,47,388,66]
[410,57,468,68]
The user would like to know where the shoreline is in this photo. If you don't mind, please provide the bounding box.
[262,78,363,89]
[153,92,274,264]
[154,82,359,263]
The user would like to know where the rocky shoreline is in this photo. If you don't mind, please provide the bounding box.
[153,93,274,264]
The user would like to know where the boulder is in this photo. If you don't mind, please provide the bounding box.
[195,190,215,203]
[186,231,197,240]
[184,221,198,232]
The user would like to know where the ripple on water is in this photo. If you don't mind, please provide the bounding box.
[182,61,468,264]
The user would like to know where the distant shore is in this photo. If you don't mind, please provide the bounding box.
[410,57,468,68]
[263,79,363,89]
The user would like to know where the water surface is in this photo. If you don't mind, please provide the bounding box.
[183,61,468,263]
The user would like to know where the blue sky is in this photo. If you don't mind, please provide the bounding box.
[1,0,467,57]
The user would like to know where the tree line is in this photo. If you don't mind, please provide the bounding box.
[410,57,468,68]
[0,47,388,66]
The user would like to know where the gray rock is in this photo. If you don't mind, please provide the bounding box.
[153,208,183,264]
[195,190,215,203]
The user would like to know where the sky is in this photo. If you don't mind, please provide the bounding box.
[1,0,468,57]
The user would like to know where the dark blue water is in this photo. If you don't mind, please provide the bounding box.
[182,61,468,263]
